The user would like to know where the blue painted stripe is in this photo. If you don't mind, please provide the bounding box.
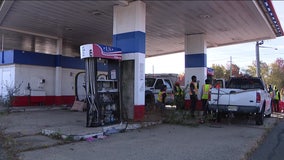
[60,56,84,69]
[113,31,145,54]
[14,50,55,67]
[185,53,207,68]
[55,55,62,66]
[0,50,85,69]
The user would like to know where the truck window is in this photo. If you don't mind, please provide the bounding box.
[145,78,155,87]
[155,79,164,89]
[164,79,172,89]
[214,79,224,88]
[227,78,264,90]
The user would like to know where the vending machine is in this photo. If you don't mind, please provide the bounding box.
[80,44,122,127]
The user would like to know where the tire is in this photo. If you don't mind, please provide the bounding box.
[256,107,264,125]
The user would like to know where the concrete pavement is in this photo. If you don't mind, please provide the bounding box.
[0,106,281,160]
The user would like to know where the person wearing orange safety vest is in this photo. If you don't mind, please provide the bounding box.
[189,75,199,118]
[157,85,167,112]
[201,79,212,118]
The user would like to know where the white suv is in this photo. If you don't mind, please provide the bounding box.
[145,77,174,105]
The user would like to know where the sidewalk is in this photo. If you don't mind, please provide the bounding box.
[0,105,162,141]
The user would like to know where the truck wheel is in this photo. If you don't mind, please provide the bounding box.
[256,107,264,125]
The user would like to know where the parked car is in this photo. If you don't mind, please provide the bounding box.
[208,76,272,125]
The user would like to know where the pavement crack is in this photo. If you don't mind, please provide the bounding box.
[18,141,76,153]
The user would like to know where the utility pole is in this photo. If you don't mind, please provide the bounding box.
[1,34,4,51]
[256,41,263,77]
[255,41,277,78]
[230,56,232,77]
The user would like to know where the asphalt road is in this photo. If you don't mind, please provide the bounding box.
[0,135,8,160]
[0,109,280,160]
[20,124,261,160]
[249,118,284,160]
[0,147,7,160]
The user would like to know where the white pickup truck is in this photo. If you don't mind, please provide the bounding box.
[208,76,272,125]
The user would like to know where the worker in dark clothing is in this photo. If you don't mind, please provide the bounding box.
[174,81,184,110]
[157,85,167,113]
[189,75,199,118]
[268,84,274,98]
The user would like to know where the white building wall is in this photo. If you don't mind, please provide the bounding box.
[13,64,84,97]
[61,68,84,95]
[0,65,15,97]
[15,64,55,96]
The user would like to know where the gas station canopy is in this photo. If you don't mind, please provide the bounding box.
[0,0,282,57]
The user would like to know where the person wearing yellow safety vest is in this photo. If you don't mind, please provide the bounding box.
[174,81,184,110]
[273,85,280,112]
[157,85,167,112]
[189,75,199,118]
[201,79,212,118]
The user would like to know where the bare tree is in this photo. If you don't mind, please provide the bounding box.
[0,81,22,111]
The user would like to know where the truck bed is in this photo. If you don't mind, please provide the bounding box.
[210,88,260,107]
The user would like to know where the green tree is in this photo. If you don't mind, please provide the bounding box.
[267,58,284,89]
[245,63,256,76]
[260,61,269,82]
[211,63,241,80]
[245,60,269,81]
[211,64,226,79]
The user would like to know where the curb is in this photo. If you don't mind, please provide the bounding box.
[42,121,162,141]
[7,106,70,112]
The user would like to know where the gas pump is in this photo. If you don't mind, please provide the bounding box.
[80,44,122,127]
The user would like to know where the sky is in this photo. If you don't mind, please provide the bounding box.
[145,1,284,74]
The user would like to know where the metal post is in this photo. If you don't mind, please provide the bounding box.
[230,56,232,77]
[1,34,4,51]
[256,41,263,77]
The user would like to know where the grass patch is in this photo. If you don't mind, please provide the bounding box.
[162,110,200,127]
[0,131,19,160]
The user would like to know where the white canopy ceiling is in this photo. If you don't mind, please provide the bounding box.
[0,0,282,57]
